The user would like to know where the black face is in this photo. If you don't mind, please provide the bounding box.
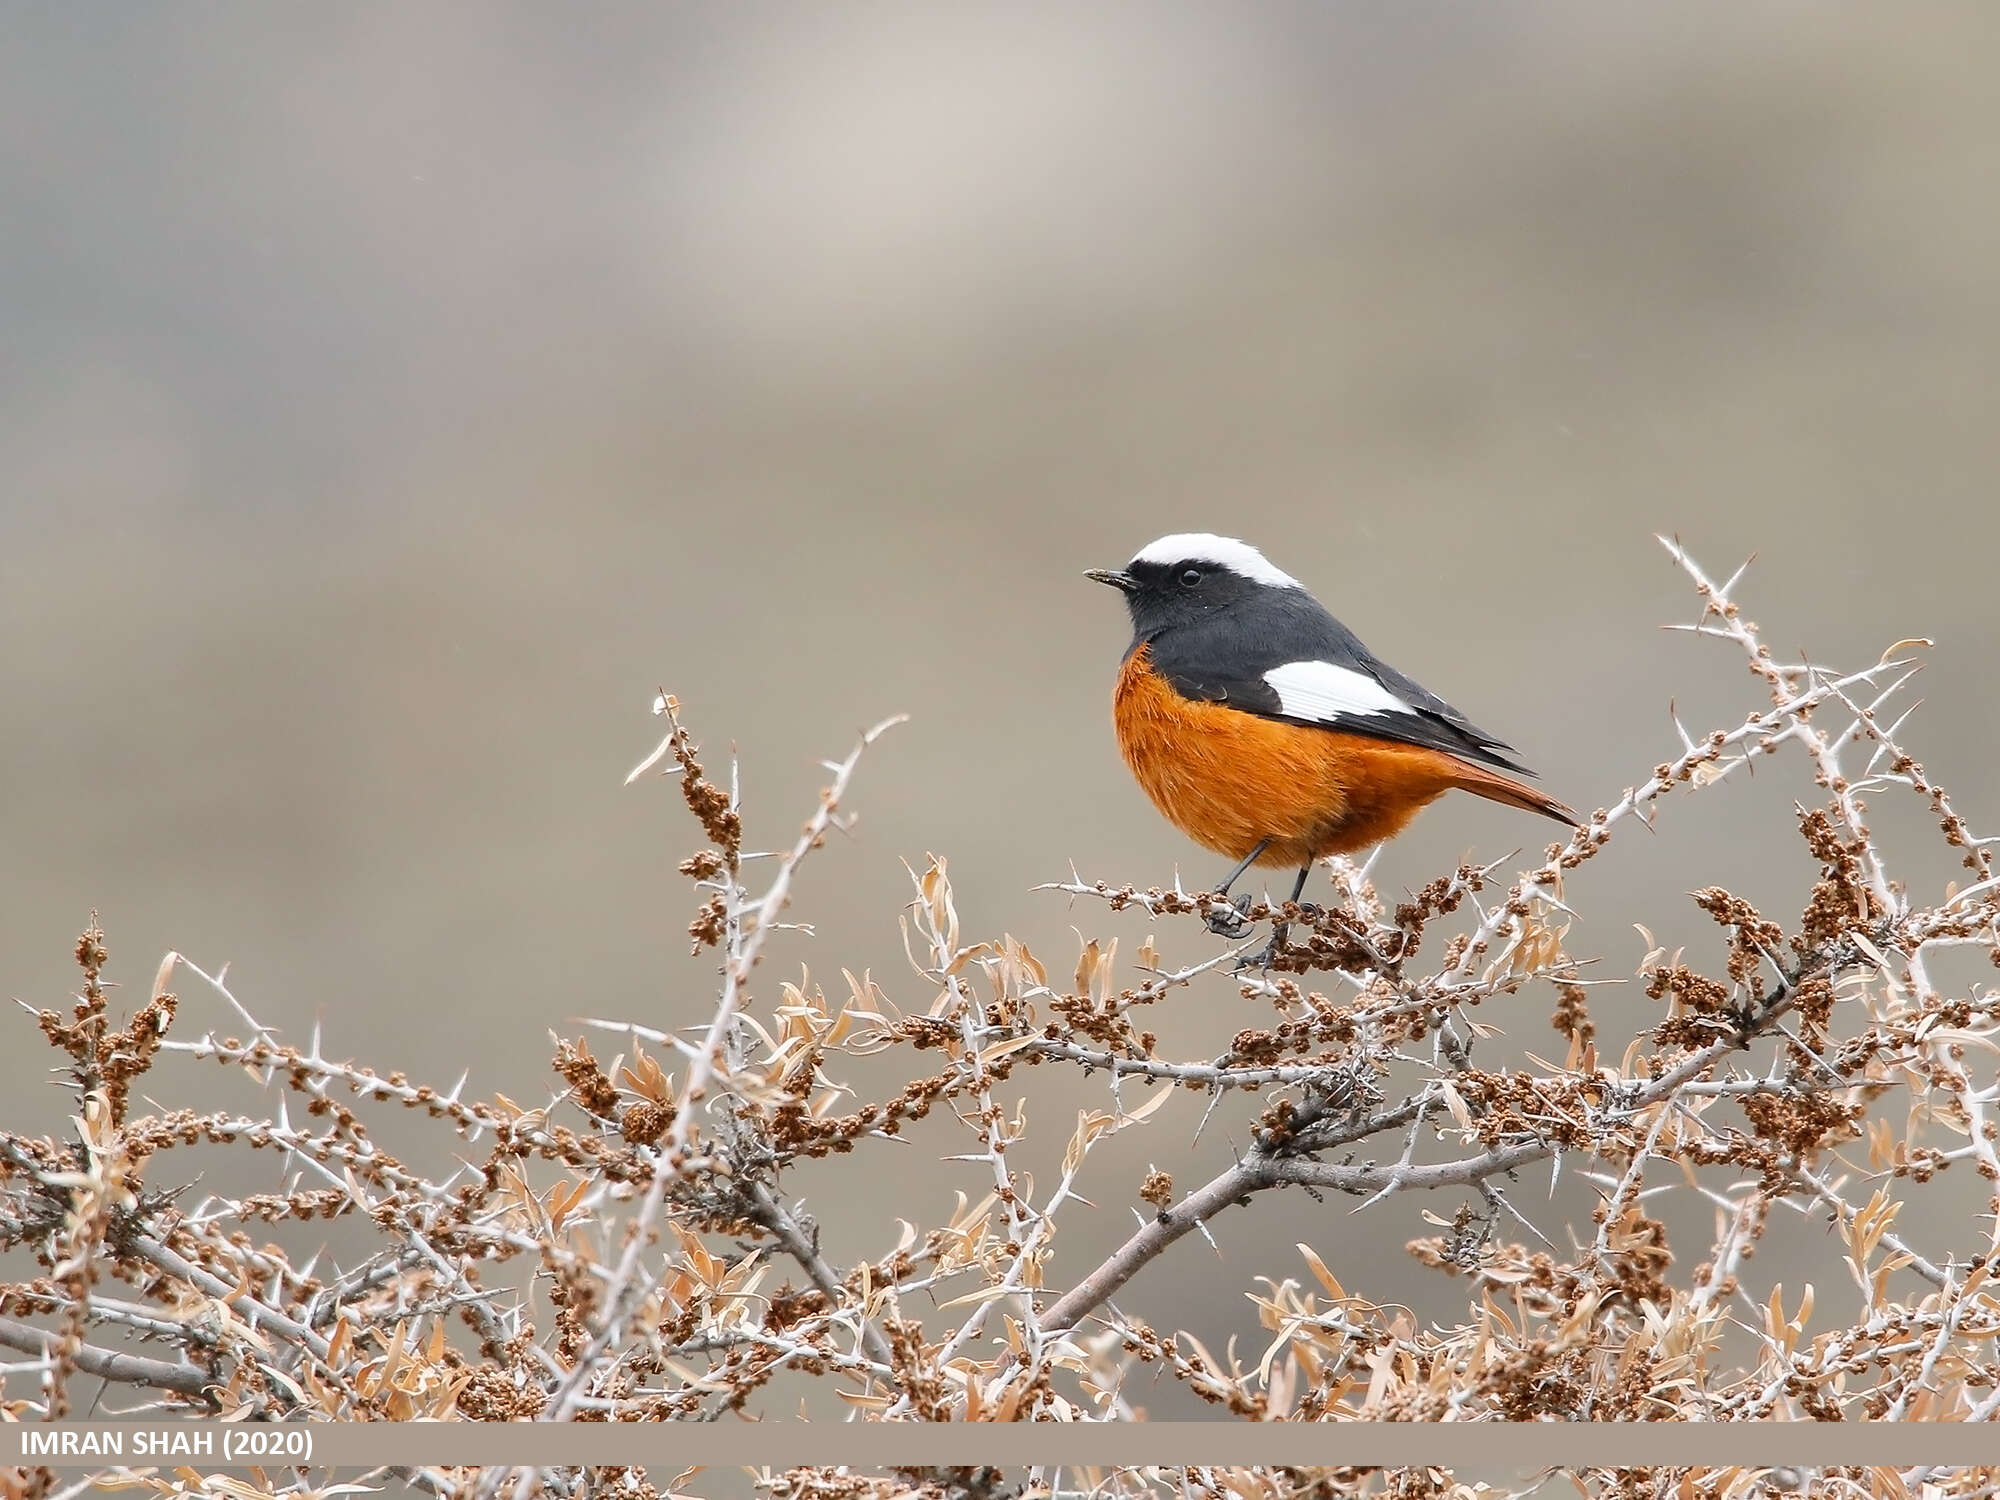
[1089,557,1263,642]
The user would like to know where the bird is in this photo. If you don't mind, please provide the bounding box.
[1085,532,1580,961]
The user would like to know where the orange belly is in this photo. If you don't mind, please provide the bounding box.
[1112,646,1465,867]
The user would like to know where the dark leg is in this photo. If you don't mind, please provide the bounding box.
[1215,840,1271,898]
[1241,863,1314,970]
[1203,839,1271,937]
[1273,862,1313,949]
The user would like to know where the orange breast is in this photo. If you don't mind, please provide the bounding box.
[1111,645,1465,866]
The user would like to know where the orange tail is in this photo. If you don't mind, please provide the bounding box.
[1446,759,1582,829]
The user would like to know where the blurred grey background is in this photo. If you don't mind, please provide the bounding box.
[4,3,1998,1419]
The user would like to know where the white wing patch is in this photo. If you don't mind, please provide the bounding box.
[1130,532,1300,589]
[1264,660,1410,723]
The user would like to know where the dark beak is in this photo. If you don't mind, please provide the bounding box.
[1084,567,1140,594]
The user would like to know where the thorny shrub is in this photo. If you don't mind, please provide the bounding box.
[3,540,2000,1500]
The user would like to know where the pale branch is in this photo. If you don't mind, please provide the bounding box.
[538,710,903,1427]
[126,1232,338,1372]
[0,1315,216,1401]
[742,1180,896,1371]
[1038,924,1871,1337]
[669,708,908,1163]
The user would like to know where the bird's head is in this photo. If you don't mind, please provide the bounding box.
[1085,532,1301,639]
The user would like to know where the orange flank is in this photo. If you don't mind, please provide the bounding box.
[1113,645,1578,867]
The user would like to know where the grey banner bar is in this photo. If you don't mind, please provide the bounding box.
[9,1423,1999,1472]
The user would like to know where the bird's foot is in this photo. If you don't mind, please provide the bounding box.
[1203,892,1255,939]
[1235,923,1293,972]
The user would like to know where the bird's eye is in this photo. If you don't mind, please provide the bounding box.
[1179,567,1202,588]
